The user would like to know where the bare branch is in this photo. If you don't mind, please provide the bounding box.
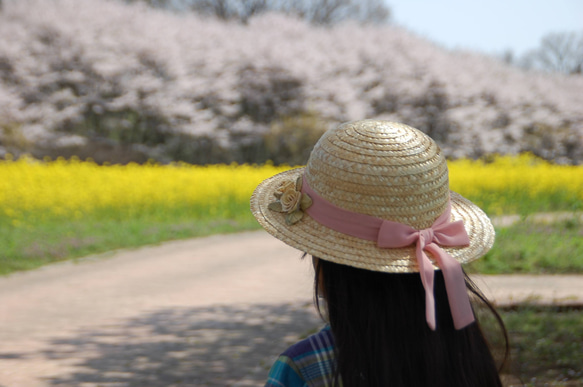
[524,31,583,75]
[152,0,393,25]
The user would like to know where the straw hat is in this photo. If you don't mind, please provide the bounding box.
[250,120,494,273]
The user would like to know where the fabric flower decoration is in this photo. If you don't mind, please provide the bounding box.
[274,180,295,198]
[268,176,313,225]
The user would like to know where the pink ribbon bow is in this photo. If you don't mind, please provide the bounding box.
[301,176,474,330]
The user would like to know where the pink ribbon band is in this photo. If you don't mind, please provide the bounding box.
[301,176,474,330]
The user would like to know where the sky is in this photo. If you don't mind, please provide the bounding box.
[388,0,583,57]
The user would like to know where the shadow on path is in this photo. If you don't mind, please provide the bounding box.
[41,302,322,387]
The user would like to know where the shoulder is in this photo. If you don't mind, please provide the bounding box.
[265,355,305,387]
[282,325,335,361]
[265,326,335,387]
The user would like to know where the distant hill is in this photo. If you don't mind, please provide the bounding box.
[0,0,581,164]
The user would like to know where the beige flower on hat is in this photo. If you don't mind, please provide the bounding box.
[281,189,302,212]
[274,180,295,199]
[268,176,313,225]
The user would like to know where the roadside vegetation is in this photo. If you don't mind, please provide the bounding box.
[0,155,292,275]
[469,218,583,275]
[1,153,582,276]
[476,304,583,386]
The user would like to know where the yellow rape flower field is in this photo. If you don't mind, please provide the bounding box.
[448,154,583,215]
[1,156,291,225]
[1,153,582,275]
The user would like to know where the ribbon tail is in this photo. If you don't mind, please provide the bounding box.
[427,244,475,330]
[416,237,436,331]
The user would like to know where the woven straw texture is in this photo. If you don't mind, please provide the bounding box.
[250,120,495,273]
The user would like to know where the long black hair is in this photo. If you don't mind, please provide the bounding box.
[313,257,508,387]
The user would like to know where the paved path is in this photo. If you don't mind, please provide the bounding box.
[0,231,582,386]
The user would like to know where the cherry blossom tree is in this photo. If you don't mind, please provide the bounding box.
[0,0,581,164]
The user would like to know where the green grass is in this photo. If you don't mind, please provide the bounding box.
[0,212,260,276]
[472,190,583,218]
[1,193,582,277]
[2,213,583,277]
[467,217,583,274]
[479,305,583,386]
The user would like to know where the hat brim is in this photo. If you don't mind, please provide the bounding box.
[250,167,495,273]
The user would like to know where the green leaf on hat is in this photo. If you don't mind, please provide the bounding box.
[300,194,312,210]
[286,210,304,225]
[268,201,284,212]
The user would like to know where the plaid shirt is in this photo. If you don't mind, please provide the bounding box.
[265,326,337,387]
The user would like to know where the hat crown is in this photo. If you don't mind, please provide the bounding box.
[305,120,449,230]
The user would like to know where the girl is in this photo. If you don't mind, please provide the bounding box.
[250,120,507,386]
